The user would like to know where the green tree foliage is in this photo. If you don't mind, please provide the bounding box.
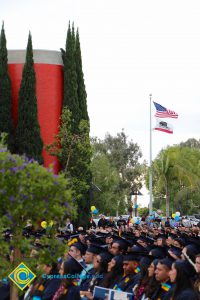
[15,32,43,163]
[63,23,79,133]
[90,151,120,215]
[75,29,89,122]
[0,144,75,298]
[47,108,92,226]
[0,22,14,151]
[180,138,200,149]
[148,145,200,216]
[91,131,144,214]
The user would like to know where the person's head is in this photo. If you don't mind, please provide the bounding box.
[166,236,174,246]
[107,255,123,273]
[105,235,113,244]
[84,250,96,264]
[137,237,148,248]
[173,238,184,249]
[157,237,166,247]
[195,254,200,273]
[148,259,159,277]
[43,262,58,275]
[123,254,140,275]
[134,230,140,237]
[169,260,196,287]
[59,258,83,277]
[109,241,127,256]
[93,252,113,273]
[68,242,86,260]
[155,258,173,282]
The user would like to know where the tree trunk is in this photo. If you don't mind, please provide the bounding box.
[10,248,22,300]
[166,186,170,217]
[10,282,19,300]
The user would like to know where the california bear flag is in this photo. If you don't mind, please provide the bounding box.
[154,118,173,134]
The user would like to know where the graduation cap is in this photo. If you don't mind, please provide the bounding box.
[167,246,182,258]
[156,234,167,240]
[123,251,141,262]
[159,257,174,269]
[85,235,107,246]
[112,235,130,250]
[65,256,85,275]
[131,245,146,253]
[70,242,87,255]
[87,244,106,255]
[149,247,166,259]
[175,260,196,278]
[99,251,113,263]
[173,237,186,247]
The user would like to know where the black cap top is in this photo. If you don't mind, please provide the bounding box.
[123,251,141,262]
[149,247,166,259]
[168,246,182,258]
[99,252,113,263]
[159,257,174,269]
[87,244,107,255]
[112,235,130,250]
[71,242,87,255]
[64,257,84,275]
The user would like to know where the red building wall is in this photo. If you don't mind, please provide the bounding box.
[8,50,63,173]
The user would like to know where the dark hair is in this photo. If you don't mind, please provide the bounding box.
[97,252,113,274]
[171,260,197,299]
[143,259,159,298]
[62,259,83,288]
[100,256,124,288]
[134,257,153,299]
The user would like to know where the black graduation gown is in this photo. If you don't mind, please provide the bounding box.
[59,286,81,300]
[151,281,172,300]
[0,282,10,300]
[28,277,61,300]
[112,273,139,292]
[163,288,199,300]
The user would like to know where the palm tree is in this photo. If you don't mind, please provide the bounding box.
[152,146,198,217]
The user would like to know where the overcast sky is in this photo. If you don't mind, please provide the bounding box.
[1,0,200,206]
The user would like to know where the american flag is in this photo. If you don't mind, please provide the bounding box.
[153,102,178,118]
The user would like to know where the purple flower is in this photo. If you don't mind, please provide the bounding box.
[43,197,49,203]
[0,169,5,173]
[9,167,18,172]
[53,181,58,185]
[9,196,15,202]
[22,194,27,199]
[5,213,12,220]
[1,188,6,194]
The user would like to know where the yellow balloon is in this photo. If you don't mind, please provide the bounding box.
[91,206,96,211]
[49,220,54,227]
[41,221,47,229]
[172,213,176,218]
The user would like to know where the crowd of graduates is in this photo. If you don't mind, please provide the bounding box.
[0,214,200,300]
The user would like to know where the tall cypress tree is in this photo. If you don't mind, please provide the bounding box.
[0,22,14,151]
[63,23,79,133]
[75,29,89,123]
[15,32,43,163]
[75,29,92,225]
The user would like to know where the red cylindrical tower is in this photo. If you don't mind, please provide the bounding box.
[8,50,63,173]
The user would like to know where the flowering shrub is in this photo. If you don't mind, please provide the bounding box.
[0,146,76,278]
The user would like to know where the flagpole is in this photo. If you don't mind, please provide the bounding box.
[149,94,153,215]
